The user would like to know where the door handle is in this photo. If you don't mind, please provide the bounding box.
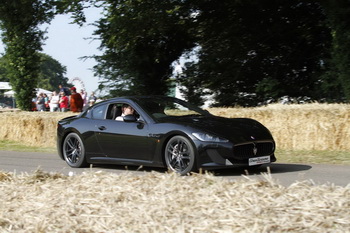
[98,126,106,131]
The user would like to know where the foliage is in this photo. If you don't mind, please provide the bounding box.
[93,0,197,97]
[178,0,332,106]
[2,0,350,107]
[176,60,207,106]
[37,53,69,91]
[91,0,350,106]
[321,0,350,102]
[0,0,55,110]
[0,53,69,92]
[0,56,8,82]
[0,0,88,110]
[91,0,349,106]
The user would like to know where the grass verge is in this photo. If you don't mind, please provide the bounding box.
[1,140,349,165]
[0,140,56,153]
[276,149,350,165]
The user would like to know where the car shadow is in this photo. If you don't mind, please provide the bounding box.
[88,163,312,177]
[88,164,167,174]
[211,163,312,177]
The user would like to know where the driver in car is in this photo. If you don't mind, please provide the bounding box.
[115,104,135,121]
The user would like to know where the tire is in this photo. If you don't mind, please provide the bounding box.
[164,135,197,175]
[62,132,88,168]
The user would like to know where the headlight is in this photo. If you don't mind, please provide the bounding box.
[192,133,229,143]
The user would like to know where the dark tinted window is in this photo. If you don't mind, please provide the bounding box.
[136,97,210,119]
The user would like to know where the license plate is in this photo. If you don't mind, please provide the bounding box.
[249,156,270,166]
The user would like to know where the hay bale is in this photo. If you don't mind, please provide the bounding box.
[0,170,349,232]
[209,103,350,151]
[1,103,350,151]
[0,111,76,148]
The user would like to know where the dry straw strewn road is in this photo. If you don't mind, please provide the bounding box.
[0,170,349,232]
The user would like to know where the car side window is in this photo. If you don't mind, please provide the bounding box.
[112,102,141,121]
[91,104,107,120]
[105,103,122,120]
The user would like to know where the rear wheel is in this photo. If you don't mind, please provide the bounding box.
[62,132,88,168]
[165,136,196,175]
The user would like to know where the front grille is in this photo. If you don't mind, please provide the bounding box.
[232,142,274,159]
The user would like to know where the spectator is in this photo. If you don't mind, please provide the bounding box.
[69,87,84,112]
[59,91,69,112]
[58,84,71,96]
[36,93,46,111]
[44,93,49,111]
[88,92,97,106]
[49,91,60,112]
[80,89,88,109]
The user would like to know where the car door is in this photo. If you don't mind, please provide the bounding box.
[94,103,157,161]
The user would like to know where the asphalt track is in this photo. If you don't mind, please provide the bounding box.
[0,150,349,187]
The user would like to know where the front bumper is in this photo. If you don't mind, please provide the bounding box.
[197,140,276,168]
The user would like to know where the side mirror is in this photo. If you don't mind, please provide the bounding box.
[123,115,137,122]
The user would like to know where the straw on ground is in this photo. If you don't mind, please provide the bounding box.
[0,170,349,232]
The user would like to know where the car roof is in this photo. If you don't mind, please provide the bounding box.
[107,95,176,102]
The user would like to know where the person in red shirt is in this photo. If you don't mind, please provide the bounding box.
[59,92,69,112]
[69,87,84,112]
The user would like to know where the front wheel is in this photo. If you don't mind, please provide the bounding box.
[164,135,197,175]
[62,132,88,168]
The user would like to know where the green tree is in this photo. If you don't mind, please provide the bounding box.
[0,56,8,82]
[181,0,331,106]
[176,60,207,106]
[92,0,336,105]
[60,0,349,106]
[321,0,350,102]
[0,0,87,110]
[1,53,70,91]
[93,0,197,97]
[37,53,69,91]
[0,0,57,110]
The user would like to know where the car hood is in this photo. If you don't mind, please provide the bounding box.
[161,115,274,142]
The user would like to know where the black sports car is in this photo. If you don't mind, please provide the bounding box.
[57,96,276,175]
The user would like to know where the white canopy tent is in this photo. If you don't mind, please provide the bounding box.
[0,82,11,90]
[35,88,53,96]
[1,83,15,108]
[4,90,15,97]
[4,88,52,97]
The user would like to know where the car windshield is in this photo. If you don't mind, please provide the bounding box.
[135,96,210,120]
